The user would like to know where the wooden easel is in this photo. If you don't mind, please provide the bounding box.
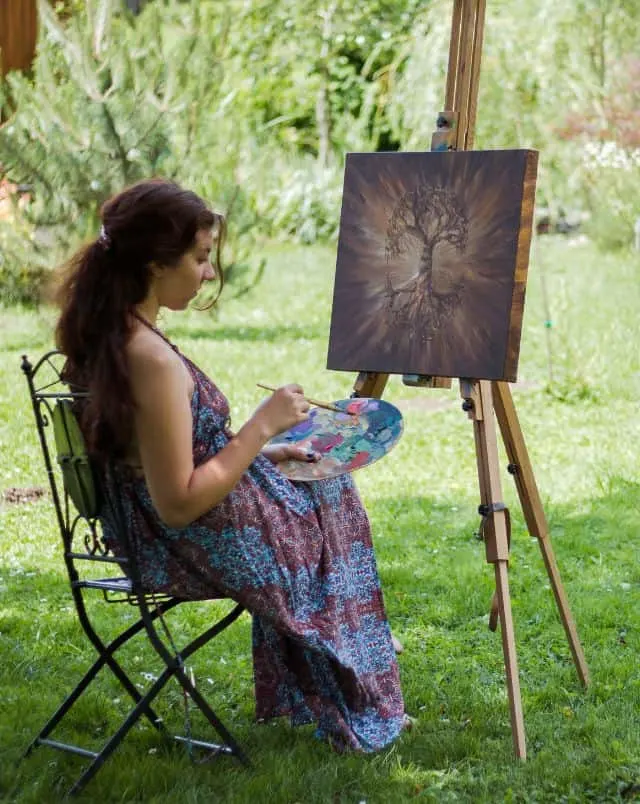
[352,0,589,760]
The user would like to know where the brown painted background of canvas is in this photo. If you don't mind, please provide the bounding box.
[327,149,538,382]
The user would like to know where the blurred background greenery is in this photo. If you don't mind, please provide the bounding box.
[1,0,639,306]
[1,6,639,800]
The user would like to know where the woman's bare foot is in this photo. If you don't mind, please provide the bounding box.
[402,713,417,732]
[391,634,404,654]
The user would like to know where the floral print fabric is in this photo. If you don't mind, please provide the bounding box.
[101,351,404,751]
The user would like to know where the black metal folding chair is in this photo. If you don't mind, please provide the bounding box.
[21,350,249,796]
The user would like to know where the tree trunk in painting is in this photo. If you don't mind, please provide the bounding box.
[384,186,469,342]
[419,241,436,297]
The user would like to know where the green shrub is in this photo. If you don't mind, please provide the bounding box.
[0,216,53,306]
[254,157,343,245]
[580,142,640,251]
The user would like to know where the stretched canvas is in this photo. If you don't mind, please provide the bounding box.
[326,149,538,382]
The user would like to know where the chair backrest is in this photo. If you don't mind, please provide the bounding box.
[21,350,131,589]
[52,398,102,521]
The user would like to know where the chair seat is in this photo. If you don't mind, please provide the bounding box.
[74,576,132,593]
[74,576,231,602]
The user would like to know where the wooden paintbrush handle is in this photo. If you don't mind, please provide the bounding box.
[256,383,343,413]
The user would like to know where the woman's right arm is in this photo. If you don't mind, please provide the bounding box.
[128,345,309,528]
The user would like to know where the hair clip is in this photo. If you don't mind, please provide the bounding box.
[97,225,112,250]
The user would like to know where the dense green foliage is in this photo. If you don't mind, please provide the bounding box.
[1,236,639,802]
[0,0,264,303]
[1,4,638,797]
[1,0,640,306]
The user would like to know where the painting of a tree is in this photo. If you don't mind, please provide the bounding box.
[327,149,538,382]
[384,185,468,342]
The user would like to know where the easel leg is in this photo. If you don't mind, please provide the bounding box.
[494,560,526,759]
[462,379,527,759]
[492,381,590,686]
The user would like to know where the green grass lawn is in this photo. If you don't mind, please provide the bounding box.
[1,236,639,803]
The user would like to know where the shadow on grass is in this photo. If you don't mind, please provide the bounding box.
[368,475,640,592]
[368,476,640,693]
[0,563,254,797]
[168,323,327,343]
[1,477,638,801]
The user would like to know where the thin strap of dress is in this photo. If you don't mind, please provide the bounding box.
[132,311,180,354]
[131,312,201,388]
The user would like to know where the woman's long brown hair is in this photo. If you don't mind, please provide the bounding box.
[54,178,224,462]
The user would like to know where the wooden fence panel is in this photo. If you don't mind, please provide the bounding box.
[0,0,38,76]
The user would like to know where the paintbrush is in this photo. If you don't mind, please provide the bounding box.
[256,383,344,414]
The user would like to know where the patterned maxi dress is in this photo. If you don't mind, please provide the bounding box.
[101,338,405,752]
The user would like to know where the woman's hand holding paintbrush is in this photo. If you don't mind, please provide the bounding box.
[255,381,349,466]
[256,383,343,413]
[255,382,321,464]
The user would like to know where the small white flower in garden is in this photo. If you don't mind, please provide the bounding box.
[584,140,640,172]
[127,147,141,160]
[90,180,101,191]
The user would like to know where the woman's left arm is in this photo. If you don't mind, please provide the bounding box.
[260,443,320,465]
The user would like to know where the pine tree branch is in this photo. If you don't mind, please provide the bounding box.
[100,98,131,183]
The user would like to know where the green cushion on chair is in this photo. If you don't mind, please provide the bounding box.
[52,399,101,520]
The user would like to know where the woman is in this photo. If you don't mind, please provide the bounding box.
[55,178,406,752]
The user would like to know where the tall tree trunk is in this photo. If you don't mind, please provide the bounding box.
[315,2,336,169]
[0,0,38,77]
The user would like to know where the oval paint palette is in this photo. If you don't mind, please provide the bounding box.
[270,397,403,481]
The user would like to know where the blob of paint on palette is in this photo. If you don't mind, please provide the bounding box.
[269,397,403,481]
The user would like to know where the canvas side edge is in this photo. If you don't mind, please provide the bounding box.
[503,150,539,382]
[326,154,354,370]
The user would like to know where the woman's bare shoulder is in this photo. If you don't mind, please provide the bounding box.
[126,326,186,391]
[127,326,175,365]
